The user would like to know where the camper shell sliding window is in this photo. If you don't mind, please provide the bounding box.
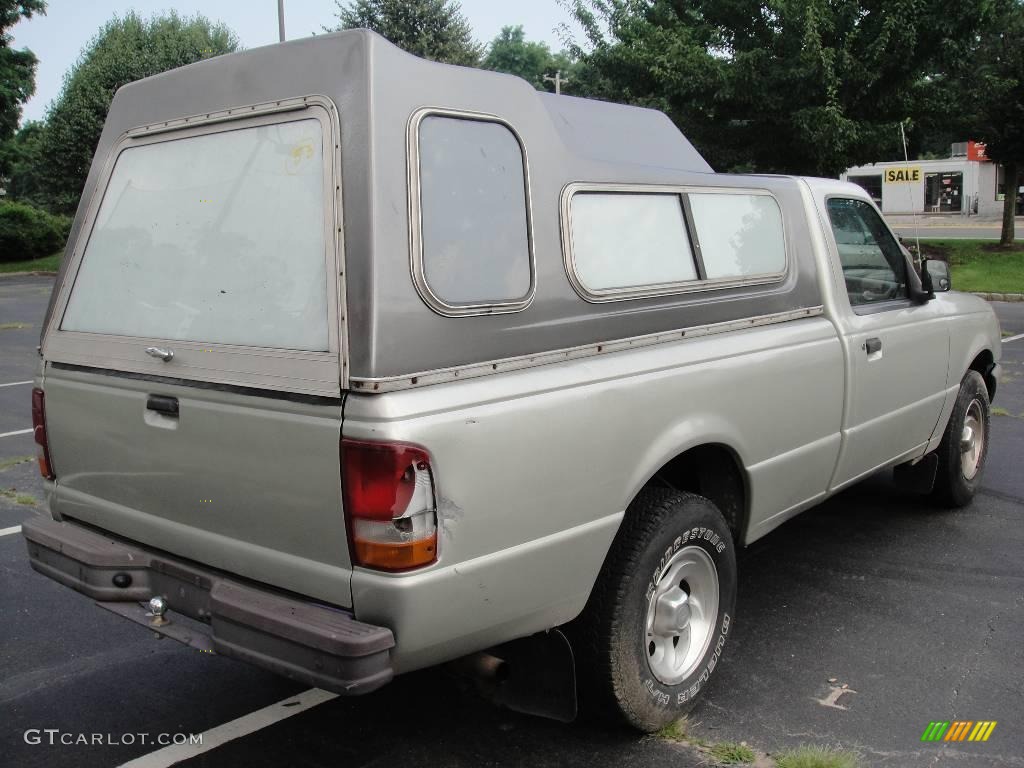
[560,184,788,303]
[43,98,344,397]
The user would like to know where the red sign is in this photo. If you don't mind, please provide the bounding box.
[967,141,989,162]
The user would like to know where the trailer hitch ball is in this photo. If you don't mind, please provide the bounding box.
[148,596,170,627]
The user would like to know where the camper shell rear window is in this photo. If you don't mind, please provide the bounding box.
[44,99,343,396]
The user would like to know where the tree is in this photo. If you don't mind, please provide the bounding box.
[971,1,1024,246]
[563,0,994,176]
[329,0,481,66]
[0,118,42,197]
[483,25,583,93]
[484,26,550,89]
[28,12,238,214]
[0,0,45,144]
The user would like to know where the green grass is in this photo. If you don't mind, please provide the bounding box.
[0,487,36,505]
[992,407,1012,417]
[0,251,61,274]
[918,239,1024,294]
[774,745,860,768]
[709,741,756,764]
[657,718,691,742]
[656,718,709,747]
[0,456,33,472]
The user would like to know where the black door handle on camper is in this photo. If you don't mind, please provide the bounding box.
[146,395,179,417]
[865,337,882,355]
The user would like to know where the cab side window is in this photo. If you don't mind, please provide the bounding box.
[826,198,907,307]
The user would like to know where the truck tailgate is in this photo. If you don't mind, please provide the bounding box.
[42,364,352,608]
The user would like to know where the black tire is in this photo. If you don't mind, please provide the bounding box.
[932,370,990,508]
[570,488,737,732]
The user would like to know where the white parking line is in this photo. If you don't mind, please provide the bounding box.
[0,428,32,438]
[0,380,32,388]
[1003,332,1024,344]
[116,688,338,768]
[0,525,22,537]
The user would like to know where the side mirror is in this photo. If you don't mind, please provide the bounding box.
[924,258,951,292]
[903,246,933,304]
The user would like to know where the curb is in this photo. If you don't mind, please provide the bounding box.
[971,292,1024,302]
[0,270,58,278]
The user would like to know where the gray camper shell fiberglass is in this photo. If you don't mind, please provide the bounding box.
[23,30,1002,732]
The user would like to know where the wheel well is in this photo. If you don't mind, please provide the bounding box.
[648,444,748,544]
[968,349,996,400]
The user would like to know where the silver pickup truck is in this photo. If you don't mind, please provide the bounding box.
[23,30,1001,731]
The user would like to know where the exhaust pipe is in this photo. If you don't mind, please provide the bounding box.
[449,632,577,723]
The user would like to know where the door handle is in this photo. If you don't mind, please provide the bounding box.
[865,337,882,355]
[146,395,179,417]
[145,346,174,362]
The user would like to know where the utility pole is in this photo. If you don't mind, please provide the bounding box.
[543,70,569,95]
[277,0,286,42]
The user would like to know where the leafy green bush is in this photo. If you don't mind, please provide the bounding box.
[0,200,70,262]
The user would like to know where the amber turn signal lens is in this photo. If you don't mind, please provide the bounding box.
[352,535,437,572]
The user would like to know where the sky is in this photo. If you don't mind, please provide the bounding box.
[9,0,582,124]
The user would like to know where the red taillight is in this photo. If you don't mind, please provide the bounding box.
[31,387,55,480]
[341,439,437,571]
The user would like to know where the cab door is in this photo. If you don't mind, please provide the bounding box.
[821,197,950,490]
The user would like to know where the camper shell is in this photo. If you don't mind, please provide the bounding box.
[42,28,820,392]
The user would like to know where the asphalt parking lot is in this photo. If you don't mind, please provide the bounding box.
[1,275,1022,768]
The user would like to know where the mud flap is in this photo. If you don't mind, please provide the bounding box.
[894,452,938,494]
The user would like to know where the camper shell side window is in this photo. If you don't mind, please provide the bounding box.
[407,108,536,317]
[561,183,788,303]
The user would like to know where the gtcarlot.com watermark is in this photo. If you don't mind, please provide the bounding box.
[24,729,202,747]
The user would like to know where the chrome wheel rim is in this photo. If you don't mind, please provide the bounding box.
[645,545,719,686]
[960,399,985,480]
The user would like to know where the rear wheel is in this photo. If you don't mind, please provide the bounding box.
[932,370,990,507]
[571,488,737,731]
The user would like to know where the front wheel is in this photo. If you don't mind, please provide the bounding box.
[570,489,737,731]
[932,370,990,507]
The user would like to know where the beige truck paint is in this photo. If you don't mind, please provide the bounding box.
[23,33,1002,690]
[802,178,1000,488]
[344,315,844,671]
[343,180,1001,673]
[32,180,1001,676]
[41,366,352,607]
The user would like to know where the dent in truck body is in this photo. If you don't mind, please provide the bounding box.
[342,315,845,670]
